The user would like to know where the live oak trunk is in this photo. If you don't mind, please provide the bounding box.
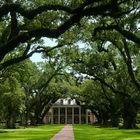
[6,114,16,129]
[122,98,137,129]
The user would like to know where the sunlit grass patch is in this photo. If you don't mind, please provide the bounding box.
[74,124,140,140]
[0,124,64,140]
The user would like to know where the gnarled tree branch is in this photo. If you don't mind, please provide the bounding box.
[93,25,140,45]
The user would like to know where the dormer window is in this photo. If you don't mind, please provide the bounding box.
[68,99,71,105]
[60,99,63,105]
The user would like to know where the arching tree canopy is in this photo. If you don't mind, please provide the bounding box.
[0,0,140,129]
[0,0,138,69]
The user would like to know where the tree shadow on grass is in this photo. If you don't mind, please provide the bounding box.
[124,131,140,135]
[0,130,11,133]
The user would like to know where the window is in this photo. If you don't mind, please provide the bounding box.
[53,108,58,115]
[60,108,65,115]
[74,108,79,114]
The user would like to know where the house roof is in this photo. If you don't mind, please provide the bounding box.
[53,98,77,106]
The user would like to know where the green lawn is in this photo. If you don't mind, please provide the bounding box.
[1,124,140,140]
[0,125,64,140]
[74,125,140,140]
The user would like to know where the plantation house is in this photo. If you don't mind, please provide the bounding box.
[43,98,95,124]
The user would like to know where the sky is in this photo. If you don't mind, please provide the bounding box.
[30,38,89,63]
[30,38,57,62]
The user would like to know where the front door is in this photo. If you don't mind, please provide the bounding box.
[67,116,72,124]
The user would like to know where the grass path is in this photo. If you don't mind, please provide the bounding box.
[73,125,140,140]
[0,125,64,140]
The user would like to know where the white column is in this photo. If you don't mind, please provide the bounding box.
[72,107,74,124]
[65,107,67,124]
[51,107,54,124]
[58,108,60,124]
[86,109,88,124]
[79,107,81,124]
